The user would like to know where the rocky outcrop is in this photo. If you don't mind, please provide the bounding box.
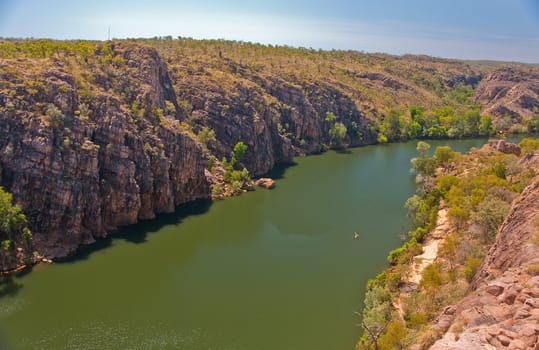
[0,43,210,262]
[430,171,539,349]
[474,67,539,120]
[0,40,378,266]
[174,69,375,174]
[0,39,537,270]
[488,139,521,156]
[255,178,275,189]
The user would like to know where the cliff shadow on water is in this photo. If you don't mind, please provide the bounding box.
[55,199,213,265]
[261,161,297,180]
[0,276,23,298]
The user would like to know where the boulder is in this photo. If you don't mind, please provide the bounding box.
[255,178,276,189]
[488,140,521,156]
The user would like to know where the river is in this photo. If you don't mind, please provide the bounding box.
[0,139,488,350]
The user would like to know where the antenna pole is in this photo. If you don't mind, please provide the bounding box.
[108,27,111,41]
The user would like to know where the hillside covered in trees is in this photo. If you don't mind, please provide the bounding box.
[0,37,538,270]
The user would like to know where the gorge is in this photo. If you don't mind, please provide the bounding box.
[0,139,489,350]
[0,38,539,349]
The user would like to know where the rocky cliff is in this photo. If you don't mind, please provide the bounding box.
[421,142,539,350]
[430,162,539,349]
[474,66,539,120]
[0,43,211,263]
[0,39,538,270]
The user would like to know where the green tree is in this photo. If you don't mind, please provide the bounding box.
[211,183,224,197]
[381,110,403,141]
[527,114,539,133]
[420,263,443,293]
[520,138,539,154]
[45,104,64,128]
[433,146,455,166]
[197,127,216,146]
[232,141,248,162]
[447,206,468,230]
[329,122,347,148]
[325,111,337,123]
[427,126,447,139]
[378,321,406,350]
[377,134,388,144]
[491,162,506,179]
[0,187,30,240]
[464,256,483,282]
[0,187,32,266]
[471,195,510,243]
[406,121,423,139]
[410,106,425,121]
[439,233,458,272]
[416,141,431,158]
[479,114,494,136]
[359,286,392,350]
[405,195,436,228]
[463,110,480,136]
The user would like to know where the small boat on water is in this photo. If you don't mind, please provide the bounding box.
[353,232,359,239]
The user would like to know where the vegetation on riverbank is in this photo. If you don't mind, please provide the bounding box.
[357,137,539,350]
[0,38,538,274]
[0,187,33,270]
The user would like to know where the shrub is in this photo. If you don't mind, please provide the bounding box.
[416,141,431,158]
[329,122,347,148]
[420,263,443,291]
[377,134,388,143]
[527,114,539,133]
[197,127,216,146]
[387,247,405,265]
[0,186,32,265]
[527,263,539,276]
[240,168,250,181]
[112,54,126,66]
[434,146,454,165]
[406,312,428,329]
[324,111,337,123]
[490,162,506,179]
[359,285,393,350]
[448,206,469,229]
[532,232,539,247]
[471,195,510,243]
[464,256,483,282]
[410,227,427,242]
[231,181,242,194]
[232,141,248,162]
[44,104,64,127]
[211,184,224,197]
[378,321,407,350]
[519,138,539,154]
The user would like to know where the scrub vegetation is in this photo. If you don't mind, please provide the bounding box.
[357,138,539,350]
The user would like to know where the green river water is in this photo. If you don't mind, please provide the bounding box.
[0,139,488,350]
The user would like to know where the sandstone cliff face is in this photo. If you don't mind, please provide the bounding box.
[0,41,380,265]
[0,43,209,261]
[474,67,539,120]
[0,39,535,269]
[172,60,375,175]
[430,155,539,350]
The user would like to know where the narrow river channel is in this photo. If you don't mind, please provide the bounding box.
[0,139,488,350]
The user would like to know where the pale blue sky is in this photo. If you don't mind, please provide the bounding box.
[1,0,538,62]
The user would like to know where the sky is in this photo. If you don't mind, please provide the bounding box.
[0,0,539,63]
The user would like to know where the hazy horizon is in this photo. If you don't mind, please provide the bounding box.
[1,0,538,63]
